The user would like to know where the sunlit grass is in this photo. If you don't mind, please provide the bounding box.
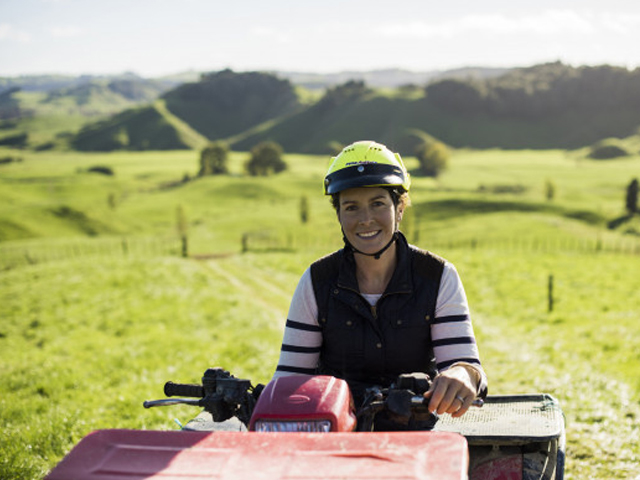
[1,148,640,479]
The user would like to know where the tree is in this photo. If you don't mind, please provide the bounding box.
[245,141,287,176]
[198,141,229,176]
[425,78,487,113]
[415,141,449,177]
[626,178,639,215]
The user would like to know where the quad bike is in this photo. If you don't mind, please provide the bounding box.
[46,368,565,480]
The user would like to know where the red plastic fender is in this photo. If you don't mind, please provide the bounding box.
[249,375,357,431]
[46,429,469,480]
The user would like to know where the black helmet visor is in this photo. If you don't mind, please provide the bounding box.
[324,163,406,195]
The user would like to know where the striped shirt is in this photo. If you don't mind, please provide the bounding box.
[274,261,486,390]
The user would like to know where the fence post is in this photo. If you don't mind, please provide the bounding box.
[548,274,554,313]
[241,233,248,253]
[181,235,188,258]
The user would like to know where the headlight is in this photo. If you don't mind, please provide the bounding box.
[253,420,332,432]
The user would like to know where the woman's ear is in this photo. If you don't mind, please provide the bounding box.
[396,205,405,224]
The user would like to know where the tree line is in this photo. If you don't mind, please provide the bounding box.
[425,62,640,119]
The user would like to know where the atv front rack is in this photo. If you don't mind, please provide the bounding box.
[434,394,565,480]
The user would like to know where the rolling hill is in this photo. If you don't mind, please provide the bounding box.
[61,63,640,154]
[0,75,176,149]
[4,63,640,154]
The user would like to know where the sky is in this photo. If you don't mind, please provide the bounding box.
[2,0,640,78]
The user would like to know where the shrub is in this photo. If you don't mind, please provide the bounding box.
[0,132,28,148]
[87,165,114,176]
[198,142,229,176]
[0,156,22,165]
[245,141,287,176]
[415,141,450,177]
[589,140,629,159]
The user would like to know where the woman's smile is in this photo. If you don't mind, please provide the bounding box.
[357,230,381,239]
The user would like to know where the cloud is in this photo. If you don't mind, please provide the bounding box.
[600,12,640,34]
[0,24,31,42]
[375,10,640,39]
[49,26,85,38]
[250,26,291,43]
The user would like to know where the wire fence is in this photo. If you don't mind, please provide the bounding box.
[0,236,182,270]
[416,234,640,256]
[2,229,639,271]
[240,229,640,256]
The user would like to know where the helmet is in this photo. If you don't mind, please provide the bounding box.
[324,141,410,195]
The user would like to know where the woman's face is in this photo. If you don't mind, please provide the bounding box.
[337,187,403,255]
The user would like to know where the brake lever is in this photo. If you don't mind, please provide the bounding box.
[143,398,203,409]
[410,396,484,407]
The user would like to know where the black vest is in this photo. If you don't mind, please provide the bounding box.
[310,233,445,390]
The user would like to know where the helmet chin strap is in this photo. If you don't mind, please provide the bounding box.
[343,231,399,260]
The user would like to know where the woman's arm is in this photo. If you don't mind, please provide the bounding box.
[272,268,322,377]
[426,262,487,417]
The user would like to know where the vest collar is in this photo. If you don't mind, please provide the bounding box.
[337,231,413,295]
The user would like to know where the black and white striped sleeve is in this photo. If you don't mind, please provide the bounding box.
[432,262,487,392]
[273,268,322,377]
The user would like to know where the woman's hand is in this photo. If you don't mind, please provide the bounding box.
[423,365,478,418]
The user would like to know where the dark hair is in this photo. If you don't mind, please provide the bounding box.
[330,187,410,213]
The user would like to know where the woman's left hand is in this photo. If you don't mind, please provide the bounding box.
[423,365,477,418]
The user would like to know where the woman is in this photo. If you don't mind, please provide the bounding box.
[273,140,487,420]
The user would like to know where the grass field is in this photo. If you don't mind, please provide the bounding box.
[1,146,640,479]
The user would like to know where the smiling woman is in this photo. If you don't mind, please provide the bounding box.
[272,141,488,425]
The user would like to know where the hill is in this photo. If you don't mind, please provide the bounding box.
[4,63,640,153]
[0,72,180,94]
[0,76,176,149]
[68,70,303,151]
[60,63,640,154]
[162,69,302,140]
[71,99,208,151]
[235,63,640,152]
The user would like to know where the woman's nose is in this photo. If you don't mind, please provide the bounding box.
[357,208,373,224]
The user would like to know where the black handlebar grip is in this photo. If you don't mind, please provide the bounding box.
[164,381,205,398]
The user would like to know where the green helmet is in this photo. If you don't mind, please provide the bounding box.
[324,141,410,195]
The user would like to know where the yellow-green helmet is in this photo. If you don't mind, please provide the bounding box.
[324,141,410,195]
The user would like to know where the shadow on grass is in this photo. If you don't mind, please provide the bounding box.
[608,214,636,230]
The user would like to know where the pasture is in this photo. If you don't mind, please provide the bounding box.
[1,146,639,479]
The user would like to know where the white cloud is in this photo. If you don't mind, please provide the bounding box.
[375,10,616,39]
[0,24,31,42]
[600,12,640,34]
[49,26,85,38]
[250,26,290,43]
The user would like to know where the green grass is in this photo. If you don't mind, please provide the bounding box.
[1,147,640,479]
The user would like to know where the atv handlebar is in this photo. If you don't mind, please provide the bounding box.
[164,381,205,398]
[144,369,482,431]
[144,368,261,426]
